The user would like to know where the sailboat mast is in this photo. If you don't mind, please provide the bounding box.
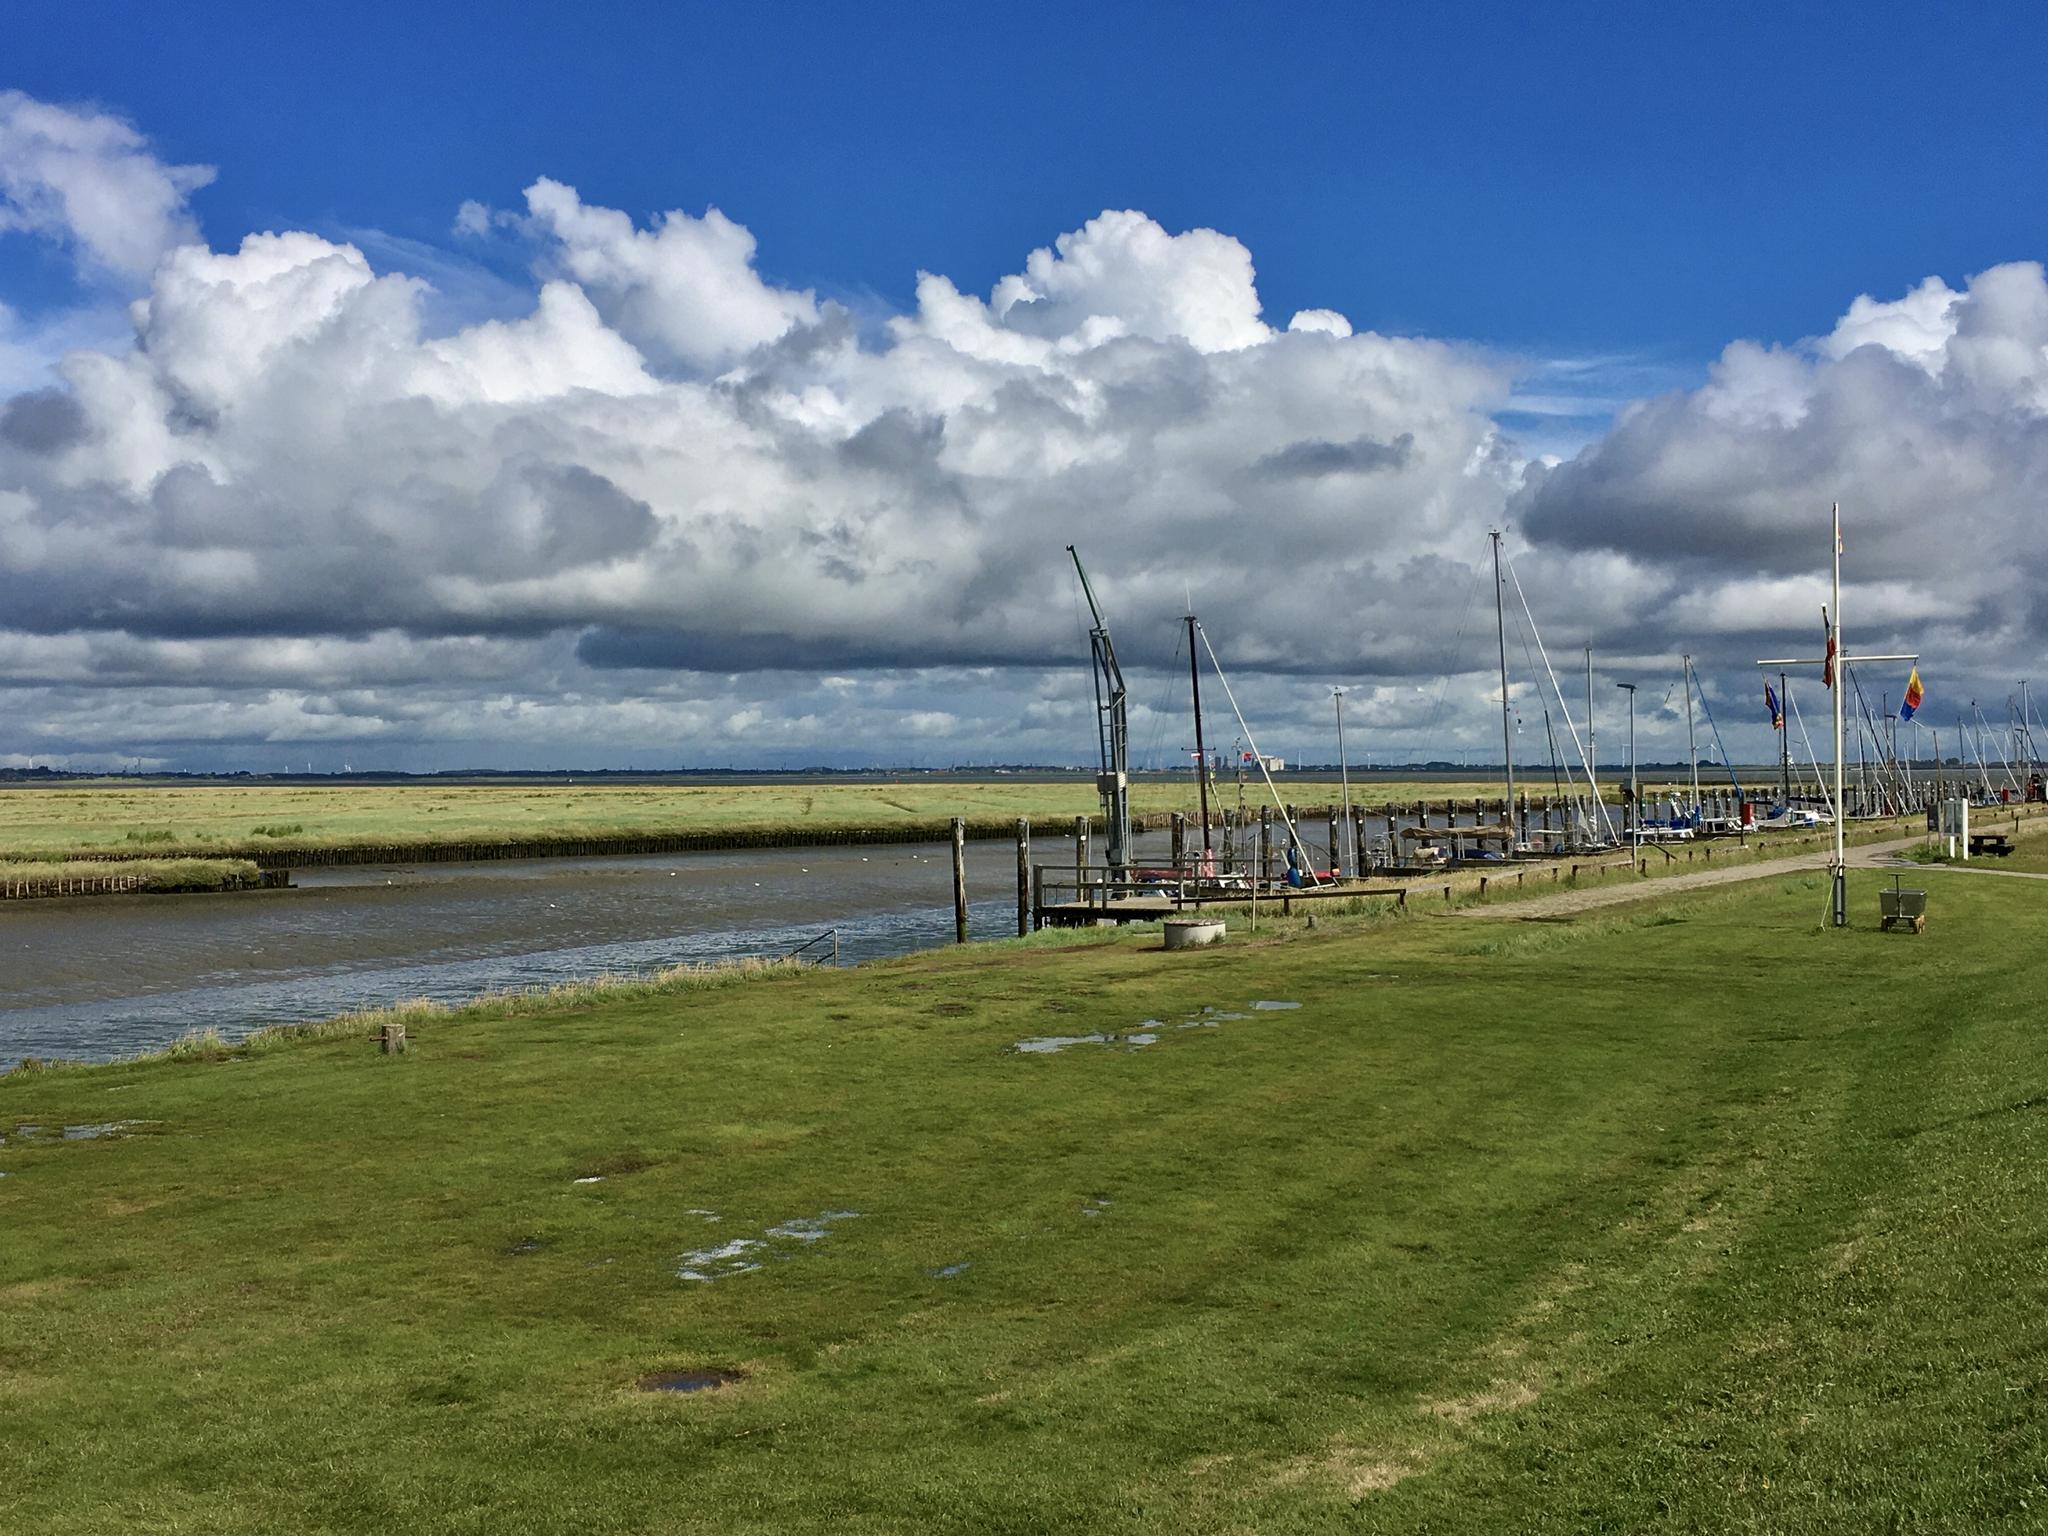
[1188,613,1212,860]
[1683,653,1699,811]
[1780,670,1791,805]
[1492,530,1515,816]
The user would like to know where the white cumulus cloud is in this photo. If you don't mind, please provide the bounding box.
[0,90,213,280]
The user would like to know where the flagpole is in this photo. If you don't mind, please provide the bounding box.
[1758,501,1914,927]
[1843,505,1859,925]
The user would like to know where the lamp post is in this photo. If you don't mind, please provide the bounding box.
[1615,682,1638,856]
[1332,687,1352,878]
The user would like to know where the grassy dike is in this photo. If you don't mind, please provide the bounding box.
[0,856,267,896]
[3,871,2043,1533]
[0,779,1511,863]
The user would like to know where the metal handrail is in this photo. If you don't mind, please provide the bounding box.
[785,928,841,965]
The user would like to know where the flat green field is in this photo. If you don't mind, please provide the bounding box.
[3,869,2042,1532]
[0,779,1515,861]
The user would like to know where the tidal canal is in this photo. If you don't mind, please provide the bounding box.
[1,832,1146,1068]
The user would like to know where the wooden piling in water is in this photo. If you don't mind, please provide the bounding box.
[952,818,968,943]
[1073,816,1089,896]
[1015,818,1031,937]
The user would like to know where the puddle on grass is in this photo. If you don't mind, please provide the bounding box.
[677,1210,860,1282]
[8,1120,152,1143]
[638,1367,743,1394]
[1014,1002,1300,1055]
[572,1176,604,1185]
[676,1237,766,1281]
[1012,1034,1116,1054]
[507,1237,546,1256]
[767,1210,860,1244]
[928,1261,972,1278]
[1082,1196,1113,1219]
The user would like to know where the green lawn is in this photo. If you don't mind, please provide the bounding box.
[2,869,2042,1532]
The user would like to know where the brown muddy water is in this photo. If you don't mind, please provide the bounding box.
[0,831,1146,1069]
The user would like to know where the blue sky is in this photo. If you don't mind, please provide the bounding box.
[10,3,2044,361]
[2,4,2046,772]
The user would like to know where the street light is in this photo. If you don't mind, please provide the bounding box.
[1615,682,1638,855]
[1332,687,1352,878]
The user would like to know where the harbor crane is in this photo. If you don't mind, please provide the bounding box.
[1067,545,1131,878]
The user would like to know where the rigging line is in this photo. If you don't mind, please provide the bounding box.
[1508,586,1547,739]
[1499,547,1617,842]
[1975,700,2022,791]
[1786,684,1835,817]
[1193,619,1324,887]
[1842,668,1886,811]
[1412,562,1487,765]
[1132,623,1185,778]
[1967,710,1995,797]
[1845,666,1907,809]
[1687,669,1744,794]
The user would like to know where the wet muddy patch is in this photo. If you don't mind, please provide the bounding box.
[637,1367,744,1394]
[676,1208,860,1282]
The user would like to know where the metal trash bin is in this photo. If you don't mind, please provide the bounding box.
[1879,880,1927,934]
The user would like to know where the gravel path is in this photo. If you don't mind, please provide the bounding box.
[1452,835,1929,920]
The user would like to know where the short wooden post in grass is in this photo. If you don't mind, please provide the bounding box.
[381,1022,406,1055]
[1015,819,1031,937]
[952,818,968,944]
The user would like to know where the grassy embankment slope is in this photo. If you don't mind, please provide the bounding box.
[0,856,265,895]
[0,780,1523,861]
[3,867,2042,1532]
[0,779,1504,892]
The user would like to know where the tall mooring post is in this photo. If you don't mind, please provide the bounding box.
[1326,805,1341,878]
[1170,813,1186,873]
[950,818,969,944]
[1015,818,1031,937]
[1073,816,1090,903]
